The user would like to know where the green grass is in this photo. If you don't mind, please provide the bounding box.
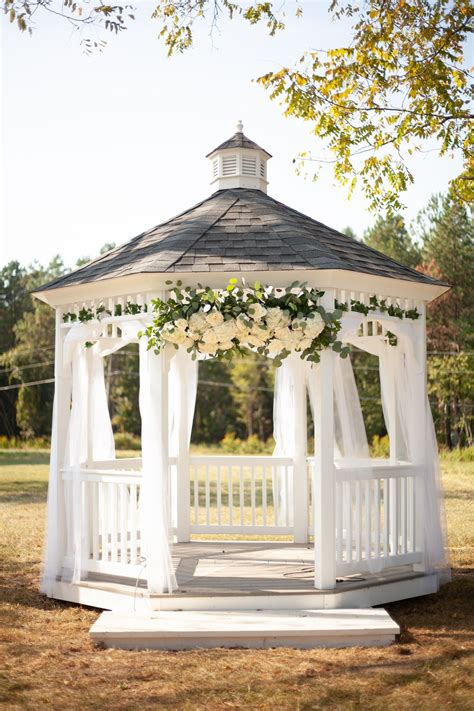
[1,449,473,710]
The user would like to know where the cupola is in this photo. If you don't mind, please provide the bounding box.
[206,120,272,193]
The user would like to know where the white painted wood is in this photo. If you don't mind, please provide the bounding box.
[293,355,309,544]
[90,608,400,651]
[413,304,427,572]
[176,356,191,542]
[314,289,336,590]
[33,268,448,311]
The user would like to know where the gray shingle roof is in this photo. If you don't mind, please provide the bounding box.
[206,132,272,158]
[38,188,446,292]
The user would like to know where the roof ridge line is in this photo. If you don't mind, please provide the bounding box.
[163,195,241,273]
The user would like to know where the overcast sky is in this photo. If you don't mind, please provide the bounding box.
[0,1,462,270]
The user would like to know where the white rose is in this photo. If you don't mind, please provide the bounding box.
[187,330,201,342]
[216,341,234,351]
[274,326,292,342]
[182,337,195,349]
[266,307,291,330]
[235,314,250,333]
[248,303,267,320]
[250,323,268,340]
[245,334,265,348]
[304,313,325,338]
[162,328,187,345]
[267,338,286,356]
[205,310,224,327]
[198,342,217,354]
[214,319,238,342]
[201,329,219,344]
[189,311,208,333]
[175,318,188,331]
[298,338,313,351]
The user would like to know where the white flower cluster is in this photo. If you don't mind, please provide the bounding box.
[160,303,325,358]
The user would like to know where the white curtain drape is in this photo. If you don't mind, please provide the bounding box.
[341,312,449,580]
[139,341,177,594]
[169,348,198,457]
[272,353,305,524]
[46,323,140,586]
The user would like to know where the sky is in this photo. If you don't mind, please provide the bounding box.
[0,1,463,270]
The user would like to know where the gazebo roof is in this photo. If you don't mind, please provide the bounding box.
[206,128,272,159]
[38,187,445,292]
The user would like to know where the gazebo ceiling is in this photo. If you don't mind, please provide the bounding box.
[38,187,445,293]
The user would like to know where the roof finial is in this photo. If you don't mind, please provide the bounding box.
[236,119,243,133]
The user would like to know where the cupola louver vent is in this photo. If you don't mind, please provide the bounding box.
[242,157,257,176]
[222,156,237,176]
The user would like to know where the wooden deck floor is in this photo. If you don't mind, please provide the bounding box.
[90,541,424,599]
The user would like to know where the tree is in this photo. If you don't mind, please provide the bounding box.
[192,360,237,443]
[2,0,134,53]
[6,1,472,209]
[153,0,473,211]
[341,226,358,241]
[416,192,474,351]
[229,353,275,441]
[0,256,67,437]
[364,214,421,269]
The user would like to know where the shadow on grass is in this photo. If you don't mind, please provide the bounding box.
[0,478,48,503]
[0,450,51,466]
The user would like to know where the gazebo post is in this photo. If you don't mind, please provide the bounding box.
[51,308,72,575]
[176,357,191,543]
[293,355,308,544]
[314,289,336,590]
[413,303,427,572]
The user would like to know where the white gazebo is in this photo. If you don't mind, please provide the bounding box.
[34,123,450,639]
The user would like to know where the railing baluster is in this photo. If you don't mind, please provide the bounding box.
[374,479,381,560]
[347,481,353,563]
[101,483,108,562]
[285,465,290,528]
[402,476,408,554]
[130,483,137,565]
[228,465,233,526]
[120,484,127,564]
[365,480,371,562]
[355,480,361,562]
[92,482,99,561]
[262,465,267,527]
[205,463,210,526]
[239,465,244,525]
[251,465,256,527]
[384,477,390,558]
[110,484,117,563]
[336,481,342,564]
[217,465,222,526]
[193,464,198,525]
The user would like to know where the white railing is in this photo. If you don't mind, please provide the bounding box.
[62,459,144,579]
[61,454,424,581]
[189,455,294,535]
[308,458,423,575]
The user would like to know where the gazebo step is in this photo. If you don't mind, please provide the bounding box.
[89,608,400,650]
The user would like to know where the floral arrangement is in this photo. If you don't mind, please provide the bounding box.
[141,279,348,366]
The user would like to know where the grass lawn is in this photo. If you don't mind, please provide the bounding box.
[1,450,473,710]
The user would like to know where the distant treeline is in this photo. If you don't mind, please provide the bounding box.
[1,191,472,449]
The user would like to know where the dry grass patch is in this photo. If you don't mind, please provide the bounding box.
[1,450,473,710]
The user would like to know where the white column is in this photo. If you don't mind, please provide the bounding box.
[292,354,309,544]
[413,304,427,571]
[43,308,72,591]
[314,289,336,589]
[176,355,191,543]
